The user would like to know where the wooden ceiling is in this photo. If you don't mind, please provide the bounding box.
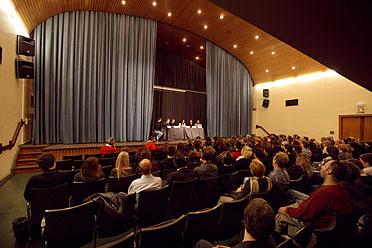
[11,0,328,85]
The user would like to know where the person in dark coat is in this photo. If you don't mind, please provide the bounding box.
[166,153,197,187]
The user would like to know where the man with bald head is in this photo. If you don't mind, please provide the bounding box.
[128,159,162,194]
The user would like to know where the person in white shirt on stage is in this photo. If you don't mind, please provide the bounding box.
[195,119,202,127]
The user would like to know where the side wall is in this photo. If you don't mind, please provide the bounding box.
[252,73,372,140]
[0,5,27,180]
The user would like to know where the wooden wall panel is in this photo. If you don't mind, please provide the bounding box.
[340,117,361,140]
[363,116,372,141]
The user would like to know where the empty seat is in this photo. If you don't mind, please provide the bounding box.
[63,154,83,161]
[72,178,106,205]
[27,183,70,226]
[135,215,186,248]
[193,176,219,210]
[99,157,116,167]
[136,185,169,228]
[219,171,239,193]
[43,201,97,248]
[108,174,137,193]
[101,165,113,178]
[184,204,222,248]
[168,178,197,218]
[73,160,84,170]
[55,160,73,171]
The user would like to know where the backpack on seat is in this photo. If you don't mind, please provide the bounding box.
[12,217,29,243]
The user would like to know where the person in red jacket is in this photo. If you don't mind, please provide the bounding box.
[145,135,162,153]
[101,137,118,157]
[275,160,352,236]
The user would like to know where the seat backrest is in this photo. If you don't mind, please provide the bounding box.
[267,184,289,211]
[277,237,296,248]
[97,232,134,248]
[249,190,271,202]
[99,158,116,167]
[184,204,222,248]
[103,153,119,159]
[217,194,250,240]
[219,171,239,193]
[73,160,84,170]
[44,201,97,248]
[72,178,106,205]
[63,154,83,161]
[97,193,136,238]
[237,170,252,186]
[108,174,137,193]
[56,160,73,171]
[59,169,79,183]
[136,215,186,248]
[101,165,113,178]
[293,222,315,247]
[136,185,169,228]
[194,176,219,210]
[168,178,198,218]
[289,175,303,191]
[85,153,102,159]
[162,169,177,180]
[29,183,70,224]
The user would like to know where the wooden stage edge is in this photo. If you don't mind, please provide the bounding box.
[19,140,189,161]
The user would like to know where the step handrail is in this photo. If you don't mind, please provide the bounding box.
[0,119,25,154]
[255,124,271,136]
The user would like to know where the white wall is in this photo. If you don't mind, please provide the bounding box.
[0,2,29,181]
[251,72,372,141]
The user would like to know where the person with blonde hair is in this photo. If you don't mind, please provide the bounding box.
[288,153,313,180]
[234,145,253,171]
[110,151,134,178]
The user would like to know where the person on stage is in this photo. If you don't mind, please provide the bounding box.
[101,137,118,157]
[170,118,176,126]
[195,119,202,127]
[180,119,186,127]
[153,117,163,141]
[189,119,193,126]
[163,118,170,127]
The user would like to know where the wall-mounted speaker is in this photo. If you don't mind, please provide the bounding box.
[15,59,34,79]
[262,99,270,108]
[263,89,269,98]
[16,35,35,56]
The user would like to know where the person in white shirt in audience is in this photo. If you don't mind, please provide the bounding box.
[128,159,162,194]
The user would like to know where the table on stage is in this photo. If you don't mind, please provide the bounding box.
[161,127,205,141]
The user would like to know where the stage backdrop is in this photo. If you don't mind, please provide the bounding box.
[153,49,207,131]
[206,41,253,137]
[33,11,156,144]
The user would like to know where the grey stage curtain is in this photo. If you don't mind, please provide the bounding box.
[33,11,156,144]
[206,41,253,137]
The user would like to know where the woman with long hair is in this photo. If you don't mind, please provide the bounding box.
[110,151,133,178]
[288,153,313,180]
[74,157,106,182]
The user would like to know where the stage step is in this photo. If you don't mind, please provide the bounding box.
[13,165,41,174]
[13,144,48,174]
[17,152,42,159]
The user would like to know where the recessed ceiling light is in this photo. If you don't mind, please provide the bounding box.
[292,66,296,70]
[197,9,202,14]
[196,56,200,60]
[168,12,172,17]
[204,25,208,29]
[200,45,204,50]
[233,44,237,48]
[121,1,126,5]
[266,69,269,73]
[186,45,190,48]
[272,51,275,55]
[182,38,187,42]
[250,51,254,55]
[220,15,224,19]
[255,35,259,39]
[152,1,157,6]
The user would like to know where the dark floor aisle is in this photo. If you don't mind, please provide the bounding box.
[0,172,39,248]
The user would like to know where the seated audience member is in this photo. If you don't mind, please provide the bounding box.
[218,151,236,175]
[205,137,213,147]
[360,153,372,176]
[110,151,134,177]
[145,135,162,153]
[100,137,118,157]
[194,146,218,179]
[275,160,352,236]
[356,153,372,199]
[74,157,106,182]
[234,146,253,171]
[160,145,177,170]
[287,153,313,180]
[283,144,297,167]
[300,140,312,157]
[187,151,201,168]
[194,119,202,127]
[337,144,353,160]
[313,145,339,171]
[220,159,272,203]
[232,141,243,159]
[194,198,276,248]
[128,159,162,194]
[268,152,290,187]
[166,153,197,186]
[193,139,202,157]
[24,153,70,201]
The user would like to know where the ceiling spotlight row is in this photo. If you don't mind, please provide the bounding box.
[265,67,296,73]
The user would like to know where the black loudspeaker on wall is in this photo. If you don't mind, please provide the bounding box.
[262,99,270,108]
[16,35,35,56]
[15,59,34,79]
[263,89,269,97]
